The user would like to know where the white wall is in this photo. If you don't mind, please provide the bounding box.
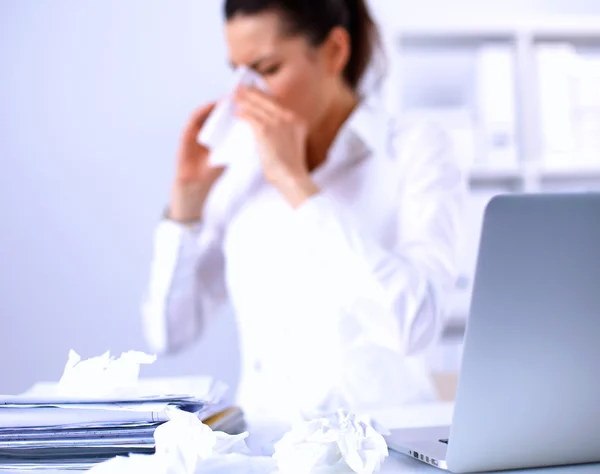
[2,0,600,396]
[0,0,237,394]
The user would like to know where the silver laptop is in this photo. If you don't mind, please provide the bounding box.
[385,193,600,473]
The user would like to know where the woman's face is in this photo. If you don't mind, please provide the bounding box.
[225,10,348,131]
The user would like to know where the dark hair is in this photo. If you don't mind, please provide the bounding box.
[224,0,380,90]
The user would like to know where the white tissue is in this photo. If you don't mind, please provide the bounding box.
[58,350,156,397]
[273,410,388,474]
[197,66,268,168]
[154,407,250,471]
[87,409,258,474]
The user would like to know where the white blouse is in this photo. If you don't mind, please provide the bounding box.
[142,99,465,423]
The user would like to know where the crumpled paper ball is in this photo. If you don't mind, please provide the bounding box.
[272,410,388,474]
[87,408,261,474]
[58,350,157,397]
[153,407,250,474]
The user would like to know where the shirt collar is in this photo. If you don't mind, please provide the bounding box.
[343,96,390,159]
[313,97,390,183]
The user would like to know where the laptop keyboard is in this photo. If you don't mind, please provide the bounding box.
[439,438,449,444]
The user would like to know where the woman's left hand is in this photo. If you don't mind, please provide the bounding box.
[235,86,319,208]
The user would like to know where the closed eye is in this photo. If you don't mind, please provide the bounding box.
[258,64,281,76]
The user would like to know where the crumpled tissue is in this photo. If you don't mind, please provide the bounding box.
[87,408,274,474]
[273,410,388,474]
[153,407,250,469]
[197,65,268,169]
[58,350,156,397]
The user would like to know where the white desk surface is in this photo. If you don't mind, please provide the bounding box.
[382,453,600,474]
[2,402,599,474]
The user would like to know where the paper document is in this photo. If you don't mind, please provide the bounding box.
[0,351,235,471]
[17,375,226,405]
[0,406,171,429]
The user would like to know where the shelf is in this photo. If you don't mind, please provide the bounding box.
[465,164,600,185]
[442,316,467,341]
[442,310,469,341]
[442,283,471,341]
[539,165,600,180]
[531,18,600,42]
[467,164,527,188]
[395,19,517,42]
[468,165,523,183]
[394,15,600,42]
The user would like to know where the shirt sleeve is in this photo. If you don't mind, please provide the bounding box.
[292,121,465,356]
[141,218,227,355]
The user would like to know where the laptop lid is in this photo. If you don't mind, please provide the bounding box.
[446,193,600,473]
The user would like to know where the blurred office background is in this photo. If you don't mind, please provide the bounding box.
[1,0,599,399]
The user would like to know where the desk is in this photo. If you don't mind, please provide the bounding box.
[3,403,599,474]
[382,453,600,474]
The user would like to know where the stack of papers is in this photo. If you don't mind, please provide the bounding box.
[0,381,239,470]
[0,380,232,470]
[0,350,243,471]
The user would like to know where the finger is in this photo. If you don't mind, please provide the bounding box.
[236,86,288,119]
[206,165,227,176]
[236,109,267,136]
[236,100,274,127]
[191,102,217,126]
[182,102,217,140]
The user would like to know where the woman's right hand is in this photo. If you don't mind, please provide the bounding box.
[168,103,225,223]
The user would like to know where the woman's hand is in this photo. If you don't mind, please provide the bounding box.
[234,87,319,208]
[169,103,226,223]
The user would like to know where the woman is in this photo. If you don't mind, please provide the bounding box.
[143,0,464,423]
